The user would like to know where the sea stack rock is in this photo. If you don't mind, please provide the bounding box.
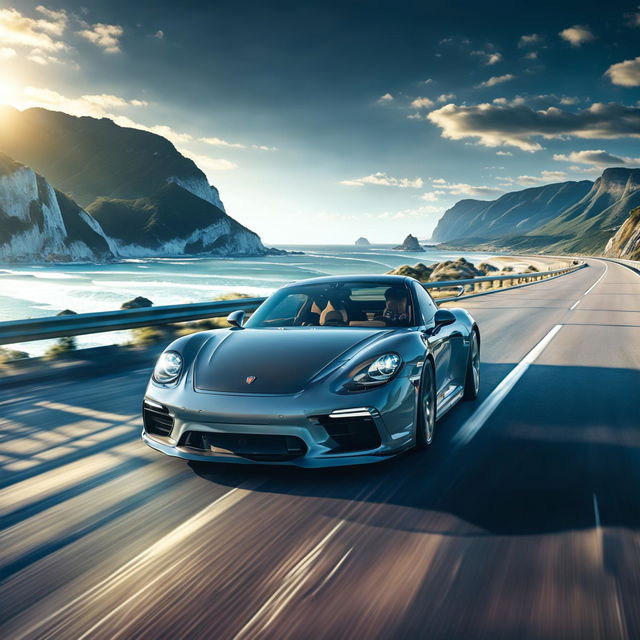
[392,234,424,251]
[355,237,370,246]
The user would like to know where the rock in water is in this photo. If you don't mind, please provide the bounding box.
[355,237,370,245]
[392,234,424,251]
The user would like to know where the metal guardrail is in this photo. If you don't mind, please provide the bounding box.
[426,263,585,301]
[0,263,584,346]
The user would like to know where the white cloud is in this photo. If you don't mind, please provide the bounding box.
[496,150,513,156]
[177,149,238,174]
[524,51,538,60]
[420,190,445,201]
[427,101,640,152]
[20,87,148,118]
[431,178,502,197]
[340,172,424,188]
[559,25,595,47]
[0,47,17,59]
[27,48,64,65]
[200,137,277,151]
[377,93,394,104]
[437,93,456,103]
[77,22,123,53]
[410,96,435,109]
[605,56,640,87]
[475,74,516,88]
[201,137,246,149]
[472,49,503,66]
[516,170,568,186]
[553,149,640,167]
[34,6,68,35]
[154,30,164,39]
[420,78,433,85]
[518,33,541,47]
[378,205,439,220]
[0,6,68,52]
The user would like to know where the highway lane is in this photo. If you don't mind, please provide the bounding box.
[1,258,639,639]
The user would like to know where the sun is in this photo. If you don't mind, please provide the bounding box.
[0,74,21,108]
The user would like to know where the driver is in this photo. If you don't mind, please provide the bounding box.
[380,287,410,325]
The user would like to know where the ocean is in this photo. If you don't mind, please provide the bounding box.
[0,245,496,355]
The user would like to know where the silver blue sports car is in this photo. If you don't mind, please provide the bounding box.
[142,275,480,467]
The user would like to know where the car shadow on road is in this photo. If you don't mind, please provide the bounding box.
[189,363,640,538]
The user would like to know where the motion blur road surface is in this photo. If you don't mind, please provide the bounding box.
[1,258,639,639]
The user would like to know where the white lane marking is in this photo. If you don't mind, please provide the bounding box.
[454,324,562,446]
[583,261,608,297]
[234,521,345,640]
[569,299,581,311]
[593,493,601,529]
[16,482,262,640]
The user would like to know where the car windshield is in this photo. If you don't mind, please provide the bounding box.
[245,282,414,328]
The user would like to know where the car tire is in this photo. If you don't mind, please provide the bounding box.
[414,359,436,450]
[463,330,480,400]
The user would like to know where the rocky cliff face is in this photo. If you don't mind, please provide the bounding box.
[605,206,640,260]
[432,180,592,243]
[0,154,115,261]
[88,183,265,257]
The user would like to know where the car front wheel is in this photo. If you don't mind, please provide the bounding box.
[463,330,480,400]
[414,359,436,449]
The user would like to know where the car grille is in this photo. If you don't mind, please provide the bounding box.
[143,401,174,437]
[318,412,382,453]
[179,431,307,462]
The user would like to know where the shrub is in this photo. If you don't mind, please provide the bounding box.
[0,347,29,364]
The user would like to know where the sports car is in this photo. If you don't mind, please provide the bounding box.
[142,274,480,467]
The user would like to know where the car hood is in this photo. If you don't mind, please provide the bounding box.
[193,327,390,394]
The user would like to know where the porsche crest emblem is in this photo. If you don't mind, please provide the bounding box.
[246,376,256,384]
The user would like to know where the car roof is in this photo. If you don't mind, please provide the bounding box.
[281,274,415,288]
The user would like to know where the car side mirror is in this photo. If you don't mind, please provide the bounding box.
[433,309,456,329]
[227,310,245,328]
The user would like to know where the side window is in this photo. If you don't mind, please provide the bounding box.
[265,293,308,324]
[412,283,437,325]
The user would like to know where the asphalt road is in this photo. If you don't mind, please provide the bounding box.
[1,258,639,640]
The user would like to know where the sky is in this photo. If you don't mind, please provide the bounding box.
[0,0,639,244]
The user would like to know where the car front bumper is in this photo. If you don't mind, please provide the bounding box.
[141,376,418,467]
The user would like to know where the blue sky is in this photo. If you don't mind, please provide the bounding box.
[1,0,639,243]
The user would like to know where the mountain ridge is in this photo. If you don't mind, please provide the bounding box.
[433,168,640,256]
[0,107,273,260]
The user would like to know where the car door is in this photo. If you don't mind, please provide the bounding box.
[412,283,453,399]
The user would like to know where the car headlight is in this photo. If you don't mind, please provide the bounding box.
[153,351,183,384]
[351,353,402,388]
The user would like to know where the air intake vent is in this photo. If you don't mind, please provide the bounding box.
[143,401,174,437]
[318,412,381,453]
[179,431,307,462]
